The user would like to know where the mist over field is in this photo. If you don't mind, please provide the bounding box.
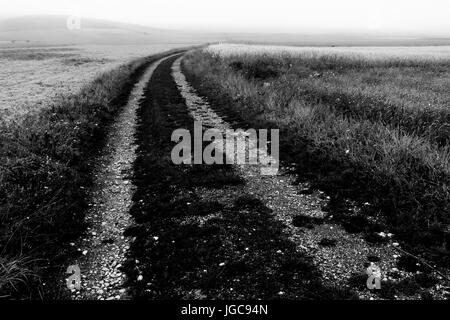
[0,15,222,45]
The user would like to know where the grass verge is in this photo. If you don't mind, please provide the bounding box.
[181,49,450,267]
[0,47,187,299]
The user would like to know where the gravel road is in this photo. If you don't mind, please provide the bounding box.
[66,52,449,300]
[69,55,177,300]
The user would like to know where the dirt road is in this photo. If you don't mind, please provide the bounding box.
[68,52,449,300]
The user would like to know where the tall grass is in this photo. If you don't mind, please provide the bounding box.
[220,51,450,146]
[182,48,450,263]
[0,48,187,298]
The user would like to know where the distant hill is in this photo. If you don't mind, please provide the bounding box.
[1,15,449,47]
[0,15,221,45]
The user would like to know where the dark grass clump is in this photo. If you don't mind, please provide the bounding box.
[367,255,381,263]
[378,281,398,299]
[318,237,338,247]
[298,188,314,195]
[292,215,323,229]
[364,232,389,245]
[234,195,266,210]
[322,199,382,234]
[378,277,433,299]
[0,48,188,298]
[420,291,434,300]
[396,255,426,273]
[229,57,282,80]
[347,272,368,291]
[412,273,439,289]
[62,57,111,66]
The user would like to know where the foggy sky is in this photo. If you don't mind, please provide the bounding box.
[1,0,450,35]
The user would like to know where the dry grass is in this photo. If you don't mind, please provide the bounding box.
[0,47,189,298]
[208,43,450,61]
[182,44,450,265]
[0,44,184,123]
[207,44,450,147]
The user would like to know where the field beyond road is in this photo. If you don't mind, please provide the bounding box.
[182,44,450,266]
[0,44,187,123]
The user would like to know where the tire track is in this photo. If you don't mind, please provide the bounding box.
[116,52,448,300]
[69,54,178,300]
[124,53,351,299]
[172,54,447,300]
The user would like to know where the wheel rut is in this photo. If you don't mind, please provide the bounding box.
[70,51,449,301]
[123,53,352,299]
[172,55,398,299]
[68,54,177,300]
[170,54,449,300]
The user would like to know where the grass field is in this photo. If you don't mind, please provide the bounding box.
[0,44,185,123]
[182,44,450,265]
[0,46,188,298]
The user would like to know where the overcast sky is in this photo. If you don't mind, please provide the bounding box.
[1,0,450,34]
